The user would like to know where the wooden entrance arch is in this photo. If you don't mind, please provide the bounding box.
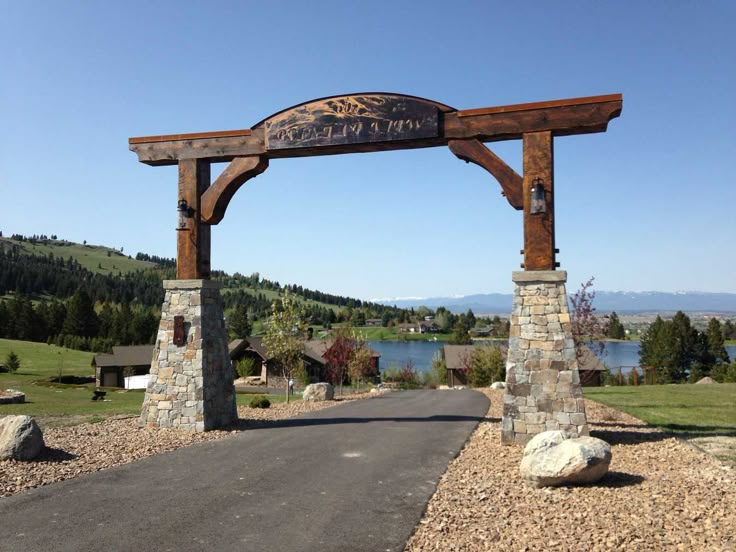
[130,92,622,435]
[129,93,622,277]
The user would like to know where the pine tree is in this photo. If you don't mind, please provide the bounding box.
[707,318,730,364]
[5,350,20,373]
[639,316,676,382]
[62,289,99,338]
[606,311,626,340]
[227,304,252,340]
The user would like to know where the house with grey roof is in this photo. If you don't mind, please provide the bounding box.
[93,345,155,388]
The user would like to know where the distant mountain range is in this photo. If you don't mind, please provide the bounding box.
[375,291,736,314]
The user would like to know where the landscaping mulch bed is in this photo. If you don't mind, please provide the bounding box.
[0,394,371,498]
[404,389,736,552]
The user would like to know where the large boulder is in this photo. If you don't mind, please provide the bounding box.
[303,382,334,402]
[0,415,45,461]
[520,430,611,488]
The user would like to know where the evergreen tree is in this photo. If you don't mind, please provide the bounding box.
[722,320,735,341]
[449,321,472,345]
[670,311,697,381]
[112,303,134,344]
[639,316,677,382]
[465,308,477,328]
[62,289,99,338]
[227,304,252,340]
[131,308,158,343]
[606,311,626,339]
[469,345,505,387]
[5,350,20,373]
[707,318,730,364]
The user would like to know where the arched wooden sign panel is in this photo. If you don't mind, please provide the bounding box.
[129,92,622,278]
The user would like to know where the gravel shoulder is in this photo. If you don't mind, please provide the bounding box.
[405,389,736,552]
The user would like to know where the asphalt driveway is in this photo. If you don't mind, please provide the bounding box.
[0,389,490,552]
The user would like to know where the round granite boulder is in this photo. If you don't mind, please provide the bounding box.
[520,430,611,488]
[0,415,45,461]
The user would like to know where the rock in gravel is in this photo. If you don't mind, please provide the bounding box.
[303,382,334,401]
[0,415,45,461]
[490,381,505,389]
[520,430,611,488]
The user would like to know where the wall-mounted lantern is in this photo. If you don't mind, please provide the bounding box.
[177,199,194,230]
[530,177,547,215]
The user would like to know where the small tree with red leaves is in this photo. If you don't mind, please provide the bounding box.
[323,325,356,394]
[398,358,419,388]
[569,277,608,384]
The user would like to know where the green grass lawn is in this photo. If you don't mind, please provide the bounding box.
[584,383,736,437]
[0,338,301,426]
[0,338,134,425]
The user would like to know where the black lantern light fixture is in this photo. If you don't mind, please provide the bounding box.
[530,177,547,215]
[177,199,195,230]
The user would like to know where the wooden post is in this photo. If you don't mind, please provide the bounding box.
[522,131,555,271]
[177,159,211,279]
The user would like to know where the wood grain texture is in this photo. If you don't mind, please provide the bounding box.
[200,156,269,224]
[264,95,439,150]
[176,159,210,279]
[448,139,523,209]
[456,94,622,117]
[522,132,555,271]
[444,100,622,141]
[129,129,252,145]
[128,94,622,166]
[132,130,266,166]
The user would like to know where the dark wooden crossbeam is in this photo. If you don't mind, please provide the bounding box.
[129,94,622,166]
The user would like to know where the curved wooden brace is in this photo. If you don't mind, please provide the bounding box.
[448,139,523,210]
[200,156,269,224]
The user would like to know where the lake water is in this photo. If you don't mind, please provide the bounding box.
[368,340,736,374]
[368,340,446,373]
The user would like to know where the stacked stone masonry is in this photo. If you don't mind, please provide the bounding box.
[139,280,237,432]
[501,271,589,445]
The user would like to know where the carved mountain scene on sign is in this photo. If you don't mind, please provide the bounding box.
[264,95,440,150]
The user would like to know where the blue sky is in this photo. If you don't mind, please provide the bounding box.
[2,1,735,301]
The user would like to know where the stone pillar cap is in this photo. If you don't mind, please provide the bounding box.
[512,270,567,283]
[163,279,222,290]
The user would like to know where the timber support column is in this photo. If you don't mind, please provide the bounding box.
[140,280,237,431]
[177,158,211,279]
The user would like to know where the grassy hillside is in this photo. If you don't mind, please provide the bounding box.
[0,337,94,377]
[220,285,342,313]
[0,237,156,275]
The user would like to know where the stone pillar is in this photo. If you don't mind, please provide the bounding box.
[139,280,237,431]
[501,271,588,445]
